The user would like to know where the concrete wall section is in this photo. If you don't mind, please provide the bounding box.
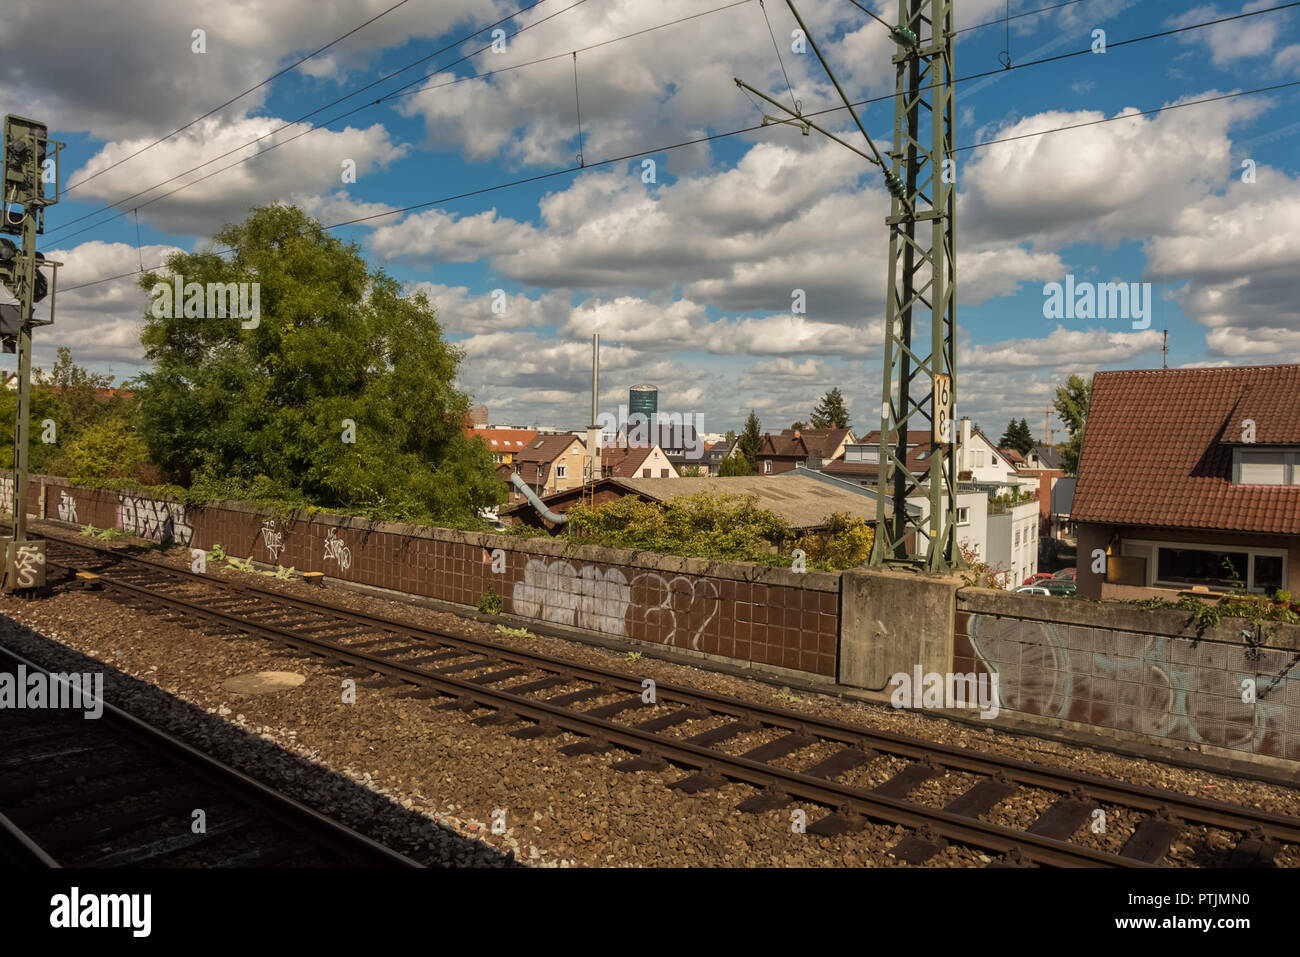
[840,568,960,693]
[30,476,841,678]
[956,587,1300,762]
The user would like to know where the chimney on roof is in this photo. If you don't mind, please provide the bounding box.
[960,416,971,449]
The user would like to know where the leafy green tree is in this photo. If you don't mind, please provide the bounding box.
[62,413,150,481]
[724,429,737,443]
[719,451,752,477]
[791,420,808,431]
[811,387,851,429]
[136,204,501,524]
[1053,374,1092,476]
[677,464,705,477]
[998,417,1035,455]
[737,411,763,468]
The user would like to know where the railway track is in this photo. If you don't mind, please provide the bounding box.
[22,528,1300,868]
[0,641,419,868]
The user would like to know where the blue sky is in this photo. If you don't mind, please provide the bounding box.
[3,0,1298,440]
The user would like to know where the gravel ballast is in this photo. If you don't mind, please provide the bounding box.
[2,526,1297,868]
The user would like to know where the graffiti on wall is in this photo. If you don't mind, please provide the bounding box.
[260,520,284,561]
[967,614,1300,760]
[0,475,12,516]
[57,490,78,524]
[323,527,351,571]
[630,573,719,650]
[510,559,721,649]
[512,559,631,635]
[117,494,193,545]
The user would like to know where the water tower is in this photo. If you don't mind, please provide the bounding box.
[629,384,658,419]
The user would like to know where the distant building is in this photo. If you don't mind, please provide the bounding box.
[467,427,538,465]
[755,427,855,475]
[508,434,588,501]
[629,384,658,419]
[504,473,894,533]
[600,444,678,479]
[468,404,489,428]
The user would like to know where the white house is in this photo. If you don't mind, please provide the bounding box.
[954,418,1037,495]
[910,486,1039,588]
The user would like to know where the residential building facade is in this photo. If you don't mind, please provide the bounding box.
[1073,365,1300,600]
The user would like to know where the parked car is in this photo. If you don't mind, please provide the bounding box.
[1022,572,1054,586]
[1052,568,1076,581]
[1043,579,1077,596]
[1016,585,1051,596]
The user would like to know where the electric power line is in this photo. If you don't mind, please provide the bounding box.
[47,0,753,246]
[60,76,1300,294]
[46,0,579,238]
[50,0,1293,247]
[47,0,752,247]
[64,0,422,194]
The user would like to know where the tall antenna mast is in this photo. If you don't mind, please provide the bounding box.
[584,333,601,505]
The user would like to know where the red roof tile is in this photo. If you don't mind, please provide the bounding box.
[1072,365,1300,534]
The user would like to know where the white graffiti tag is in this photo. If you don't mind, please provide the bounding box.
[11,542,45,588]
[631,573,719,650]
[57,491,78,524]
[117,494,193,545]
[323,527,351,571]
[261,520,284,561]
[511,559,630,636]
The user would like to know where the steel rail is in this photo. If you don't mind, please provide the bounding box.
[0,641,420,868]
[39,532,1300,848]
[48,555,1144,868]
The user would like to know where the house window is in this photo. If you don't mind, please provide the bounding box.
[1235,449,1300,485]
[764,460,772,474]
[660,468,669,477]
[493,454,503,464]
[556,465,566,479]
[1014,528,1020,547]
[1155,545,1289,593]
[973,451,984,468]
[642,468,651,477]
[956,507,969,525]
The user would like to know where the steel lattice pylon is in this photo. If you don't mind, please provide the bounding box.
[869,0,962,573]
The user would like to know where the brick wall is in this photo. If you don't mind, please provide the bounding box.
[956,587,1300,762]
[23,476,841,678]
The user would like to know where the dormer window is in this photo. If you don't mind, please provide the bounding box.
[1234,448,1300,486]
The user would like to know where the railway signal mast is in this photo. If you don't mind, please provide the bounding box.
[1,114,63,592]
[736,0,959,572]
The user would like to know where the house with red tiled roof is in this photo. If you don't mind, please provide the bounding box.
[755,427,855,475]
[508,433,588,501]
[468,427,539,465]
[822,431,933,486]
[600,444,679,479]
[1074,365,1300,600]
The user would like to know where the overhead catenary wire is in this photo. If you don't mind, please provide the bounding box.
[47,0,747,247]
[759,0,800,112]
[45,0,584,238]
[61,76,1300,294]
[64,0,422,194]
[572,52,585,167]
[52,0,1291,245]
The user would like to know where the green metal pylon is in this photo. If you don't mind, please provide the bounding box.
[869,0,963,574]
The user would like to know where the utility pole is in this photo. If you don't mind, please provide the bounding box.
[871,0,960,572]
[584,333,601,506]
[736,0,958,572]
[1,115,62,592]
